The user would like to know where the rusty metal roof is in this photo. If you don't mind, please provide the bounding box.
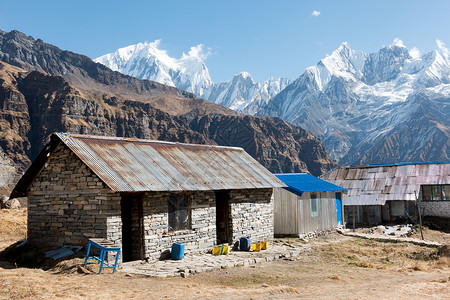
[51,133,285,192]
[321,162,450,205]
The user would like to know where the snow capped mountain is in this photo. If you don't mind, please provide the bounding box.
[95,41,290,114]
[201,72,290,114]
[95,40,212,95]
[96,39,449,165]
[260,39,450,165]
[309,42,367,89]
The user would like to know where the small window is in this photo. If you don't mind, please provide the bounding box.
[422,185,432,201]
[310,193,319,217]
[168,194,190,232]
[432,186,442,201]
[444,185,450,201]
[422,185,450,201]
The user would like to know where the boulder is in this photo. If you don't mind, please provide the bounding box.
[0,196,21,209]
[438,244,450,258]
[0,195,8,209]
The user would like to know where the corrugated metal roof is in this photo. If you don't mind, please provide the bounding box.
[347,161,450,169]
[54,133,285,192]
[274,173,346,196]
[321,163,450,206]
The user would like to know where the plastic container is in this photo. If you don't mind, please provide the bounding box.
[222,244,229,255]
[239,237,251,251]
[171,242,185,260]
[252,242,261,252]
[260,241,268,250]
[212,245,224,256]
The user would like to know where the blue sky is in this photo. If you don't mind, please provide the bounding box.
[1,0,450,82]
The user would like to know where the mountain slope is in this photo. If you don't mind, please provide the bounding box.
[0,30,338,184]
[189,114,336,175]
[260,41,450,165]
[0,30,233,117]
[201,72,290,114]
[0,61,336,181]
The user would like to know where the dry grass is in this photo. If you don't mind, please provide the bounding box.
[0,209,27,250]
[0,210,449,299]
[315,237,447,273]
[412,226,450,244]
[437,256,450,267]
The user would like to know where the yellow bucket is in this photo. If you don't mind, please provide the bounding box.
[252,242,261,252]
[222,244,229,255]
[212,245,223,256]
[260,241,268,250]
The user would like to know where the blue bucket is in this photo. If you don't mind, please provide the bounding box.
[239,237,251,251]
[171,242,185,260]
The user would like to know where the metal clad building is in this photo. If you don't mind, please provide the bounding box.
[321,162,450,225]
[273,173,346,237]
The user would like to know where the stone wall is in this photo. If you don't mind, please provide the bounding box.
[27,142,275,262]
[229,188,274,244]
[140,189,274,261]
[141,191,216,260]
[420,201,450,217]
[27,142,121,248]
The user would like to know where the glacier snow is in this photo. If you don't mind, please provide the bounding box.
[95,39,450,165]
[95,41,290,115]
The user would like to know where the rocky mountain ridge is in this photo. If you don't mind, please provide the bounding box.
[260,41,450,164]
[0,30,337,187]
[95,41,291,115]
[0,30,233,117]
[96,39,450,165]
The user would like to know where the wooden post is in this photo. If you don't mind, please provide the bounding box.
[352,206,356,232]
[415,191,424,240]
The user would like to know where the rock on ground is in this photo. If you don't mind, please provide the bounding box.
[0,195,21,209]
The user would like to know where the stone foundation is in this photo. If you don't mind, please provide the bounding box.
[298,229,336,240]
[275,228,336,240]
[420,201,450,218]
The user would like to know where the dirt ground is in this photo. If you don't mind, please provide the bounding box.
[1,209,449,300]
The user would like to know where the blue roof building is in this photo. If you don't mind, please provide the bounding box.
[273,173,346,237]
[274,173,346,196]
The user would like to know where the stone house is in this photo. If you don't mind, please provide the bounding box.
[273,173,346,238]
[321,162,450,225]
[11,133,284,262]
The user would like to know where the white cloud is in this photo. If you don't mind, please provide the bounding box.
[181,44,211,61]
[150,39,162,47]
[409,47,421,59]
[311,10,321,17]
[436,39,449,54]
[392,38,405,48]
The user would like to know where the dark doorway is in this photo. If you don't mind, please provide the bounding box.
[121,193,144,262]
[215,191,231,244]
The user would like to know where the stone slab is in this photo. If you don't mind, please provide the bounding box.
[119,243,306,277]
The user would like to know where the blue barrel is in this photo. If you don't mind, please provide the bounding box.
[171,242,185,260]
[239,237,251,251]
